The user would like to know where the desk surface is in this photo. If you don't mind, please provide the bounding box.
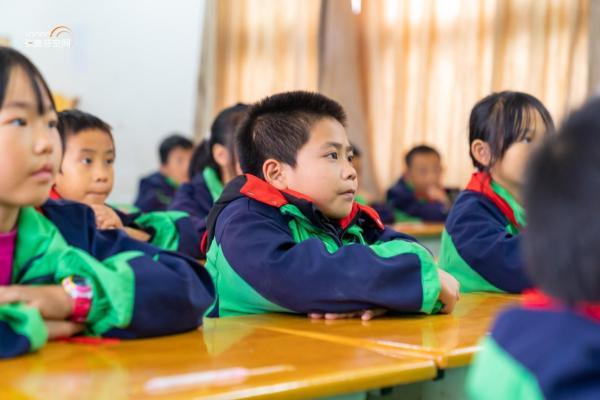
[0,318,436,400]
[231,293,520,369]
[392,222,445,237]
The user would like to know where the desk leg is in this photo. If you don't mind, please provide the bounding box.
[367,367,468,400]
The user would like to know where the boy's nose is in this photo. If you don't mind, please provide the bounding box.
[344,163,358,180]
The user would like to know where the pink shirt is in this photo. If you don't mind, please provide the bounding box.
[0,229,17,286]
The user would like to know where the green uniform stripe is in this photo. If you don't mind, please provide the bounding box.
[467,336,544,400]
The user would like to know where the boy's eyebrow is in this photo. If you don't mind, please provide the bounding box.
[322,142,354,152]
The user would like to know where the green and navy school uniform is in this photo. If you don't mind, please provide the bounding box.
[50,188,204,259]
[202,174,442,318]
[169,167,224,242]
[113,208,203,259]
[439,172,532,293]
[467,290,600,399]
[134,171,178,212]
[386,177,449,222]
[0,200,214,358]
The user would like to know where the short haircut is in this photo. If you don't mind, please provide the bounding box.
[236,91,347,178]
[469,91,555,171]
[0,46,55,115]
[159,134,193,165]
[405,145,440,167]
[57,109,113,152]
[524,97,600,304]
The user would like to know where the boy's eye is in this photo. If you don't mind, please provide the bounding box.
[106,159,115,165]
[347,153,355,162]
[9,118,27,127]
[326,152,339,160]
[48,120,58,129]
[82,158,92,165]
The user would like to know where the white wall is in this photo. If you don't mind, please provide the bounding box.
[0,0,205,203]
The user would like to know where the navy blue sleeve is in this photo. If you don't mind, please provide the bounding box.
[215,199,428,314]
[387,181,448,222]
[134,177,170,213]
[172,216,205,259]
[43,201,214,338]
[0,322,31,358]
[169,177,214,219]
[445,194,532,292]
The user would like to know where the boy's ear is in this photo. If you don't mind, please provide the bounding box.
[471,139,492,168]
[262,159,288,190]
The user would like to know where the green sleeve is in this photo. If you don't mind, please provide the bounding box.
[368,239,442,314]
[0,303,48,352]
[52,247,138,335]
[133,211,189,251]
[467,336,544,400]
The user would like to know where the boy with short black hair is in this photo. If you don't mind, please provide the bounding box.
[386,145,451,222]
[54,110,203,258]
[467,98,600,399]
[134,134,193,212]
[203,91,459,318]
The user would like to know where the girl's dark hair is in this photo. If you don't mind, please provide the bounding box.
[469,91,555,171]
[0,46,55,114]
[188,103,249,180]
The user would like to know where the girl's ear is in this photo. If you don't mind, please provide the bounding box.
[471,139,492,168]
[262,159,288,190]
[212,143,230,168]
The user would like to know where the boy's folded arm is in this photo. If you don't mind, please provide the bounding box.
[102,251,214,339]
[387,184,446,221]
[132,211,204,259]
[217,209,439,314]
[0,303,48,358]
[449,207,532,293]
[85,227,213,338]
[47,203,213,338]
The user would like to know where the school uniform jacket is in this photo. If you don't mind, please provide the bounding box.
[49,188,203,259]
[202,174,442,318]
[0,200,214,358]
[134,172,178,212]
[386,177,449,222]
[439,172,532,293]
[467,290,600,399]
[168,167,224,244]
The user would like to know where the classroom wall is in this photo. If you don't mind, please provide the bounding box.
[0,0,205,203]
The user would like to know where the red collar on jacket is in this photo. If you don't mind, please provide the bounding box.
[239,174,384,230]
[465,172,521,229]
[523,288,600,323]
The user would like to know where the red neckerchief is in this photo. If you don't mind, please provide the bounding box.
[522,288,600,323]
[465,172,521,230]
[49,187,62,200]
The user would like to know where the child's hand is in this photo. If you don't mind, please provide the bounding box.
[122,227,151,242]
[437,269,460,313]
[308,308,387,321]
[0,285,73,320]
[45,320,84,340]
[90,204,124,230]
[426,186,450,206]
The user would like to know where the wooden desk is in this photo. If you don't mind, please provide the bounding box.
[230,293,520,369]
[392,223,445,238]
[0,318,436,400]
